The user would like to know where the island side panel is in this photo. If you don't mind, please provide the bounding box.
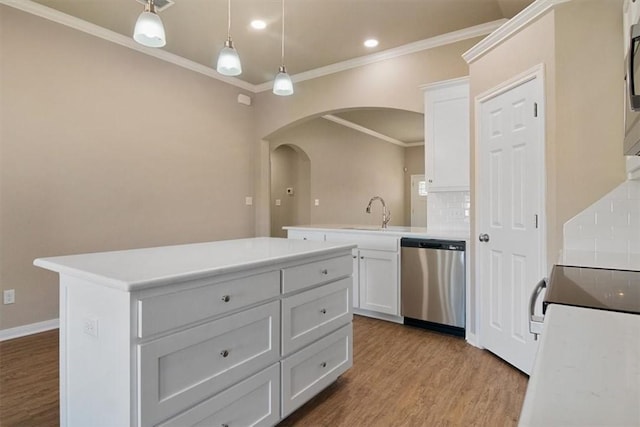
[59,275,133,427]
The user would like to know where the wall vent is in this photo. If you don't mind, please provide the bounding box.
[135,0,175,12]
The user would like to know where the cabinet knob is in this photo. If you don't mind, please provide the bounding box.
[320,362,327,368]
[221,424,229,427]
[320,308,327,314]
[220,349,229,358]
[320,269,328,275]
[428,179,433,183]
[352,255,357,259]
[360,256,364,260]
[221,295,231,303]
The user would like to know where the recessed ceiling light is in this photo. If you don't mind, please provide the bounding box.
[364,39,379,48]
[251,20,267,30]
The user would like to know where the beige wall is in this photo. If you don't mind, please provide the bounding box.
[270,119,405,227]
[254,38,479,235]
[403,146,426,225]
[270,145,311,237]
[0,7,256,330]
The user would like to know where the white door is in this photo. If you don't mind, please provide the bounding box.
[477,76,544,375]
[410,174,427,227]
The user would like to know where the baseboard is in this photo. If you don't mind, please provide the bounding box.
[0,319,59,341]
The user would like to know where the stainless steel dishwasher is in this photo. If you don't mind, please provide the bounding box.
[400,238,465,336]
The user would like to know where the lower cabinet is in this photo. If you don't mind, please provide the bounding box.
[357,249,399,315]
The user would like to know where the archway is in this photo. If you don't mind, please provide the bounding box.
[269,144,311,237]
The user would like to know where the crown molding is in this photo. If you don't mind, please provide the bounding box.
[0,0,256,92]
[462,0,572,64]
[2,0,504,94]
[254,19,506,92]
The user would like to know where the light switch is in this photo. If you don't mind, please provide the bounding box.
[245,197,253,206]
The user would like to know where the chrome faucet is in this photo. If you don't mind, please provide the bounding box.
[365,196,391,228]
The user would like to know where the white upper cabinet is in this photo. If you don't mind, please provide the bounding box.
[423,77,470,192]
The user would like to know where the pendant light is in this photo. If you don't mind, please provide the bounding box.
[273,0,294,96]
[216,0,242,76]
[133,0,166,48]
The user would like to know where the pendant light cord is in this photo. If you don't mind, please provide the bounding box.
[281,0,285,66]
[227,0,231,39]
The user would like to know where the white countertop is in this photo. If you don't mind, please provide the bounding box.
[34,237,356,292]
[519,304,640,427]
[283,224,470,241]
[561,250,640,271]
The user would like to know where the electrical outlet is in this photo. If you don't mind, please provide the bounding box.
[3,289,15,305]
[275,199,281,206]
[314,199,320,206]
[245,196,253,206]
[83,318,99,338]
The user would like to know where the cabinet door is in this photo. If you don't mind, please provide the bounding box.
[358,249,399,315]
[425,78,470,192]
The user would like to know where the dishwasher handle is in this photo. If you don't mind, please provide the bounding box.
[400,238,465,251]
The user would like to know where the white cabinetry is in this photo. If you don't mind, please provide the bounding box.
[302,230,401,321]
[34,239,353,427]
[423,77,470,192]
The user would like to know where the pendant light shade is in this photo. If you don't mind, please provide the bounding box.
[217,39,242,76]
[216,0,242,76]
[133,1,166,48]
[273,0,293,96]
[273,66,294,96]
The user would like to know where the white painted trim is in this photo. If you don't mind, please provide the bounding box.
[463,0,571,64]
[322,114,417,147]
[0,318,59,341]
[2,0,504,93]
[474,63,547,348]
[0,0,255,92]
[254,20,506,92]
[420,76,470,92]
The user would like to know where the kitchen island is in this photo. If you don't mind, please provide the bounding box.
[34,237,356,427]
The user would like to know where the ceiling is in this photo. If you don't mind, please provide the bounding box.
[24,0,533,145]
[31,0,534,86]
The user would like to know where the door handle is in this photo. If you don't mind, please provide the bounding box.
[478,233,490,242]
[529,278,547,340]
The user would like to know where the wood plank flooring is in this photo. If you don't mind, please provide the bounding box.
[0,329,59,426]
[0,316,527,427]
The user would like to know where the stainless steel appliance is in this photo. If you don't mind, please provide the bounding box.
[625,23,640,155]
[529,264,640,338]
[400,238,465,336]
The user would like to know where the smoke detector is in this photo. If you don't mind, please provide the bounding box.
[135,0,174,12]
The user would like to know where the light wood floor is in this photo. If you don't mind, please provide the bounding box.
[0,316,527,427]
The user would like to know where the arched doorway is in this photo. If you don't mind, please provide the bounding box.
[270,144,311,237]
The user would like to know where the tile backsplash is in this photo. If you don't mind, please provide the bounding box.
[427,191,470,232]
[563,180,640,254]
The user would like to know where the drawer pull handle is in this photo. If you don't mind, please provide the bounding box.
[320,308,327,314]
[320,362,327,368]
[321,269,328,275]
[220,349,229,358]
[221,424,229,427]
[221,295,231,303]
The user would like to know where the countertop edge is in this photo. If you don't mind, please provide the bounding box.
[34,241,356,292]
[284,225,471,241]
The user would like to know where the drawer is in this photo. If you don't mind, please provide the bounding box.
[157,363,280,427]
[287,230,326,241]
[281,324,353,418]
[282,278,352,356]
[138,301,280,427]
[137,270,280,337]
[324,231,399,252]
[281,256,352,294]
